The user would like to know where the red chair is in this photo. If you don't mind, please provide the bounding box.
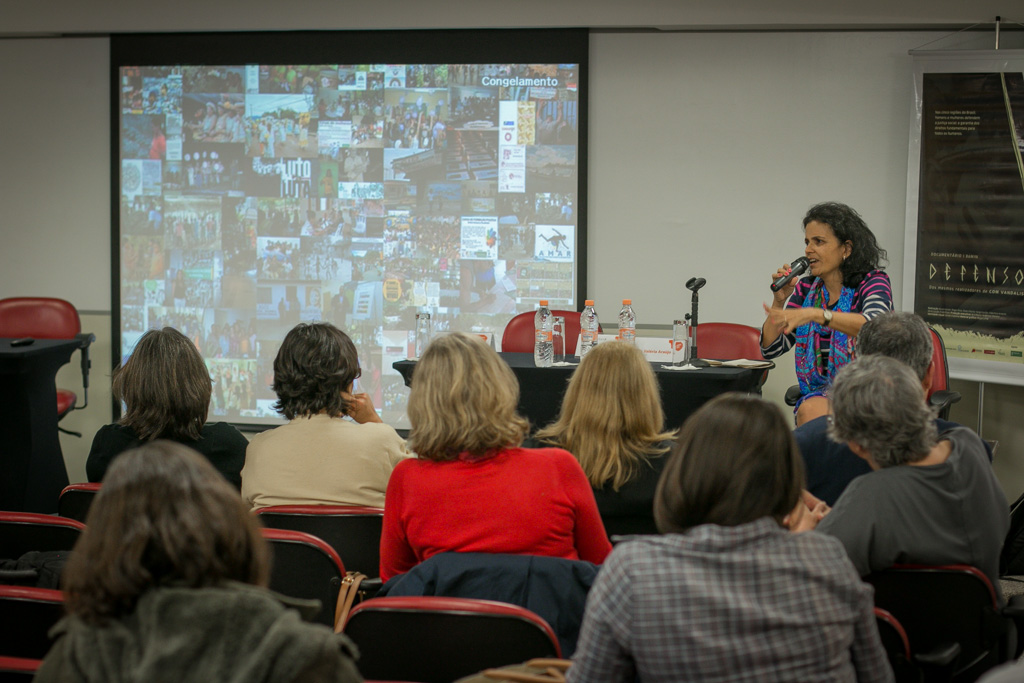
[256,505,383,578]
[867,564,1023,682]
[0,656,42,682]
[260,528,348,630]
[0,512,85,559]
[927,327,961,420]
[343,596,561,683]
[501,310,601,355]
[57,483,102,523]
[0,297,95,437]
[696,322,765,361]
[697,322,770,391]
[0,586,64,659]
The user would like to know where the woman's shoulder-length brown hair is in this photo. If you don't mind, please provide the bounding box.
[654,393,804,534]
[63,441,269,624]
[113,327,211,441]
[535,341,676,490]
[407,332,528,461]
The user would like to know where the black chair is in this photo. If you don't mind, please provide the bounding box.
[260,528,346,630]
[343,596,561,683]
[0,512,84,559]
[56,483,101,523]
[867,564,1023,682]
[0,586,64,659]
[0,656,42,683]
[255,505,383,578]
[875,607,959,683]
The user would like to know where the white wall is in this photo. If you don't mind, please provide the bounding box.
[3,20,1024,498]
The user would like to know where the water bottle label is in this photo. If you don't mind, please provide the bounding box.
[581,330,596,343]
[619,328,636,342]
[535,329,552,343]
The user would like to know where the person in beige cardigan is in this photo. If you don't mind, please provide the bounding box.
[242,322,410,509]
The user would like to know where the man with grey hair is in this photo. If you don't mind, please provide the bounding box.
[795,311,990,505]
[808,354,1008,592]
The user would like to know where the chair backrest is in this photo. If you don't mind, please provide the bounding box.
[696,322,764,360]
[0,513,85,559]
[874,607,920,683]
[57,483,102,524]
[260,528,345,629]
[0,298,81,339]
[378,551,598,657]
[343,596,561,683]
[256,505,383,578]
[501,310,595,354]
[0,586,64,659]
[928,327,951,394]
[0,656,42,683]
[867,564,1009,682]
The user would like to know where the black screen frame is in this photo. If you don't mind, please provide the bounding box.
[109,27,589,427]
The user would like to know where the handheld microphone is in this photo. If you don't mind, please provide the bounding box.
[686,277,707,292]
[770,257,810,292]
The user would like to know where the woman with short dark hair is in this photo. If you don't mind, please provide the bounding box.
[242,322,409,509]
[567,393,892,683]
[380,332,611,582]
[36,441,362,683]
[86,327,248,488]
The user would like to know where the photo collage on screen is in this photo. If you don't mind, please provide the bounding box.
[119,62,580,426]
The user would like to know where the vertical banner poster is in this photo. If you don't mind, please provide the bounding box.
[905,50,1024,385]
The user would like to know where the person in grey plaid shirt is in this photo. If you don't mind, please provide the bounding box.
[567,393,892,683]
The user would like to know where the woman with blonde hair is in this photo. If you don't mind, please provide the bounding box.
[36,441,362,683]
[380,332,612,581]
[534,341,676,535]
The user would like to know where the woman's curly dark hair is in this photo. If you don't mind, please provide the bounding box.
[803,201,887,288]
[272,323,360,419]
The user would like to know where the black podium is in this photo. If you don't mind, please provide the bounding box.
[393,352,764,431]
[0,338,78,512]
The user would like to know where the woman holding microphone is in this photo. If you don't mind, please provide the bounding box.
[761,202,892,425]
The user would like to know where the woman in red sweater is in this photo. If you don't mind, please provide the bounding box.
[380,332,612,582]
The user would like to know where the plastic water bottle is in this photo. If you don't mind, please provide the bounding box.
[580,300,599,359]
[618,299,636,345]
[534,300,553,367]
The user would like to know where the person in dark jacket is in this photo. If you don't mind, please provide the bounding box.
[533,341,677,536]
[86,327,248,488]
[36,441,362,683]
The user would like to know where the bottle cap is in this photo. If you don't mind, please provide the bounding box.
[539,300,549,306]
[622,299,632,305]
[584,299,594,306]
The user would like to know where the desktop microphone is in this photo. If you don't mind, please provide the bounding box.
[686,277,707,292]
[770,257,810,292]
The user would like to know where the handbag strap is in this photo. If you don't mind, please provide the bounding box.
[333,571,366,632]
[482,659,571,682]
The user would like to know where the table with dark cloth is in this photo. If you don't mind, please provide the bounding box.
[0,338,78,512]
[393,352,765,431]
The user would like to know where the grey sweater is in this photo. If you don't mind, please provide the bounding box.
[35,582,363,683]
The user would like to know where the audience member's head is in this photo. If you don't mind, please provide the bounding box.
[407,332,528,460]
[857,311,932,382]
[273,322,359,419]
[829,355,938,468]
[654,393,803,533]
[536,341,674,490]
[64,441,269,623]
[113,327,211,441]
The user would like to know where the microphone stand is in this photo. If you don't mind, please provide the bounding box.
[685,277,706,361]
